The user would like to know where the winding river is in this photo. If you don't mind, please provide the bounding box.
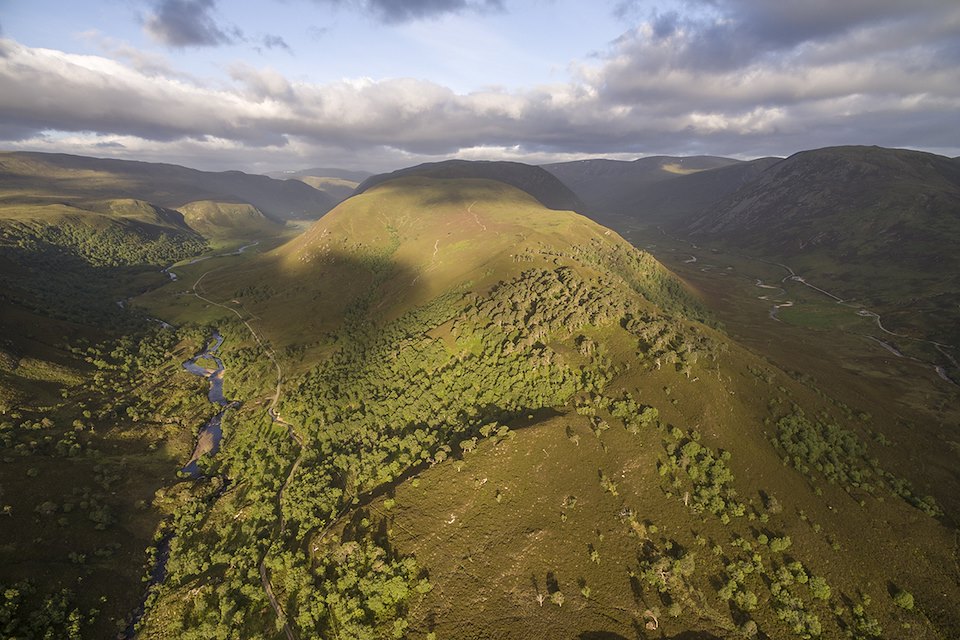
[121,330,233,638]
[181,331,236,476]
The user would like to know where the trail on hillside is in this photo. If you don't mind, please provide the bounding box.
[468,200,487,232]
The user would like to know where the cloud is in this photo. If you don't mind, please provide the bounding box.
[307,25,330,40]
[80,30,186,78]
[144,0,235,47]
[261,35,291,51]
[319,0,504,24]
[1,0,959,172]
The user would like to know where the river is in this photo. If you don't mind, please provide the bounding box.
[120,329,233,638]
[181,330,236,476]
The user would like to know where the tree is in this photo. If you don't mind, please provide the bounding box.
[892,589,914,610]
[809,576,831,601]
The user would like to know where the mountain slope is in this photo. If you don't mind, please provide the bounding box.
[543,155,739,212]
[687,145,960,350]
[0,152,336,221]
[130,175,958,640]
[355,159,586,212]
[177,201,283,240]
[266,167,372,204]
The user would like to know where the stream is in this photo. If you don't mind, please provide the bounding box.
[121,329,233,638]
[181,330,237,476]
[161,241,260,281]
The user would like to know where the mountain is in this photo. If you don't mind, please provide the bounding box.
[355,159,586,212]
[291,176,359,202]
[543,155,783,226]
[266,167,374,204]
[618,157,781,223]
[4,156,959,640]
[687,146,960,347]
[266,167,373,183]
[544,155,739,211]
[0,152,336,221]
[124,173,958,640]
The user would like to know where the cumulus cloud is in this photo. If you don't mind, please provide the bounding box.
[319,0,504,24]
[1,1,959,171]
[144,0,235,47]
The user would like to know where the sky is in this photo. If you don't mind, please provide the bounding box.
[0,0,958,173]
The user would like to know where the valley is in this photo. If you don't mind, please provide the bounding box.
[0,150,958,640]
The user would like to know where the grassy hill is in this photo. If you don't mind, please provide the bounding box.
[265,167,372,205]
[123,174,958,640]
[356,160,586,212]
[292,176,359,202]
[177,200,284,241]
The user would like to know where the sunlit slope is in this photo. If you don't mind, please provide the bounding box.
[356,159,586,212]
[294,176,359,202]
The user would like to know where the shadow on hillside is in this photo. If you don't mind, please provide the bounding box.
[194,246,428,346]
[0,242,179,353]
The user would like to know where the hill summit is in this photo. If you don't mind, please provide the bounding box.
[355,159,586,212]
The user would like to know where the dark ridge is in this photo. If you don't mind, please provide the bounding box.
[687,145,960,238]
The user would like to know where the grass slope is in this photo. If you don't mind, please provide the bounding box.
[178,200,284,241]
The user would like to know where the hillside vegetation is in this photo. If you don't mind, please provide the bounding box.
[177,201,284,240]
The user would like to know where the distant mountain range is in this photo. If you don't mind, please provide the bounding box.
[0,152,337,221]
[265,167,373,183]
